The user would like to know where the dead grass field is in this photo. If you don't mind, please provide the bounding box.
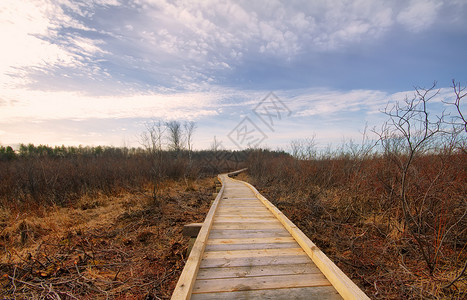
[246,153,467,300]
[0,177,214,299]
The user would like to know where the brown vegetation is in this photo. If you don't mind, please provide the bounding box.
[0,178,214,299]
[247,150,466,299]
[0,141,246,299]
[246,83,466,299]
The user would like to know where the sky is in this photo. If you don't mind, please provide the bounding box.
[1,0,466,151]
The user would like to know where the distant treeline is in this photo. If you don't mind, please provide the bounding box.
[0,142,291,209]
[0,144,145,160]
[0,143,290,160]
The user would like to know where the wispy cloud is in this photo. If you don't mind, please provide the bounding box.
[1,1,465,148]
[0,89,220,122]
[2,0,465,93]
[397,0,442,32]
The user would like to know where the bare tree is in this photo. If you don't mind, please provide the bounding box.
[166,121,183,152]
[141,120,165,154]
[442,80,467,153]
[290,136,316,160]
[376,82,467,275]
[210,136,222,151]
[445,79,467,133]
[184,121,197,162]
[140,120,166,204]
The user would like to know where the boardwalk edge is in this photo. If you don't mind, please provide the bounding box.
[234,176,370,300]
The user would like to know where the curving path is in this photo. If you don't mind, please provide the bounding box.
[171,171,369,300]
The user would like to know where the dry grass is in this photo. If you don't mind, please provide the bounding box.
[246,161,467,300]
[0,177,215,299]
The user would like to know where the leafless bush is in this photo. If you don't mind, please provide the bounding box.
[247,82,467,298]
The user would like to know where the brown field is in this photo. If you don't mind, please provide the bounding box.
[246,150,466,299]
[0,176,213,299]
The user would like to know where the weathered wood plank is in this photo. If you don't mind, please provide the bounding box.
[203,248,305,259]
[223,197,258,201]
[217,205,268,209]
[213,220,282,225]
[190,286,342,300]
[218,204,264,209]
[215,211,272,216]
[203,247,303,258]
[214,215,276,219]
[216,206,270,212]
[211,222,283,230]
[192,273,331,294]
[199,254,311,268]
[208,228,290,239]
[197,263,321,279]
[205,241,299,251]
[219,200,263,204]
[206,236,296,245]
[182,223,203,237]
[216,209,271,214]
[214,214,274,218]
[212,218,278,223]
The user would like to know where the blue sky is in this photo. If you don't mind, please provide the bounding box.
[1,0,466,150]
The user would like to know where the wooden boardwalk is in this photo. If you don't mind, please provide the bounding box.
[172,171,370,300]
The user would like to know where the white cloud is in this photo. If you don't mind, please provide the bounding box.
[397,0,442,32]
[0,82,459,148]
[290,89,389,117]
[115,0,397,65]
[0,0,114,90]
[2,0,464,94]
[0,89,220,122]
[289,86,456,119]
[0,1,72,85]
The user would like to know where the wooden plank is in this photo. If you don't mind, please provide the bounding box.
[212,218,278,223]
[238,179,370,300]
[226,168,248,176]
[220,199,262,203]
[215,214,273,218]
[190,286,343,300]
[216,207,271,216]
[197,263,321,279]
[182,223,203,237]
[216,209,271,214]
[192,273,331,294]
[223,194,256,198]
[219,204,263,208]
[213,220,282,225]
[205,241,300,251]
[217,205,268,209]
[217,206,269,211]
[203,248,305,259]
[170,175,226,300]
[217,204,265,208]
[211,222,283,230]
[199,254,311,268]
[215,213,273,218]
[213,216,277,222]
[207,236,296,245]
[221,197,259,200]
[220,199,261,202]
[221,198,257,201]
[208,228,290,239]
